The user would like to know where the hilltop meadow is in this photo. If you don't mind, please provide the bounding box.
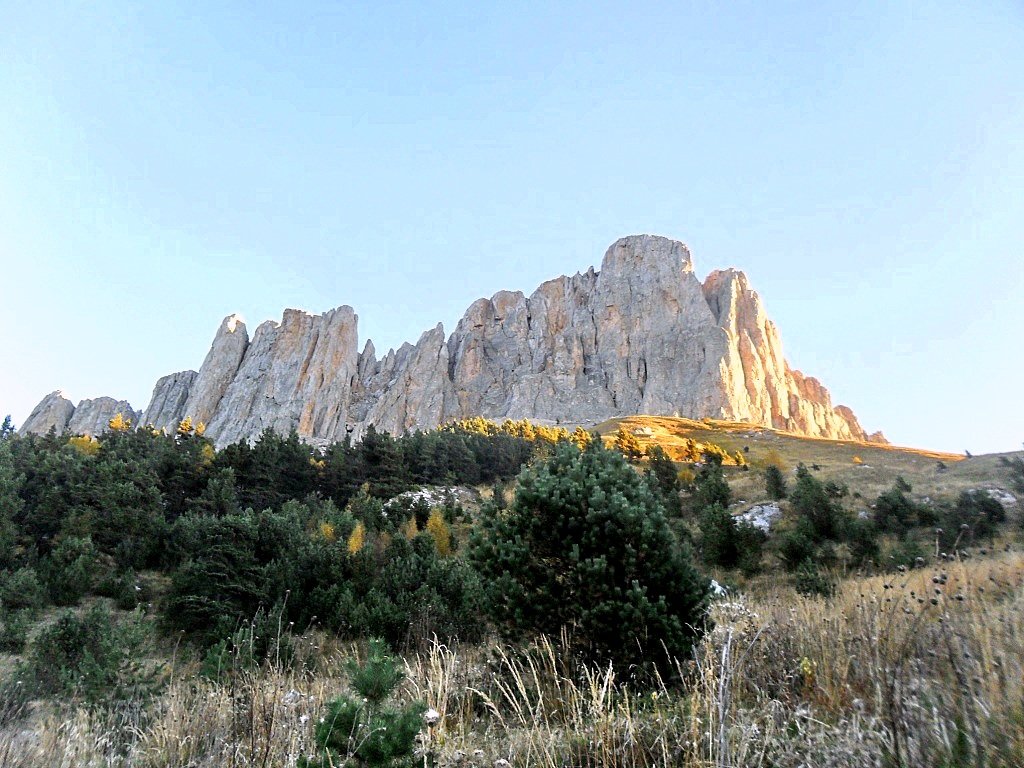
[0,414,1021,767]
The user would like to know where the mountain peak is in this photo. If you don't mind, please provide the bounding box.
[22,236,879,446]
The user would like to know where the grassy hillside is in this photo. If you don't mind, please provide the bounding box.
[596,415,1017,506]
[2,417,1022,766]
[4,551,1022,766]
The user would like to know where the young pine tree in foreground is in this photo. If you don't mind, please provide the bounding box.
[300,639,425,768]
[470,440,709,678]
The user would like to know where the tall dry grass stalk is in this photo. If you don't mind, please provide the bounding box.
[1,552,1022,767]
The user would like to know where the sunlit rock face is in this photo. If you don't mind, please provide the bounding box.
[700,267,868,441]
[22,235,879,447]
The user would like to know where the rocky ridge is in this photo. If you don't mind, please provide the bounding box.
[21,235,883,447]
[20,392,140,438]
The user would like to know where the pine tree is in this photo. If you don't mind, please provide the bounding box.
[646,445,682,515]
[765,464,786,500]
[693,456,731,511]
[470,441,709,677]
[0,439,23,569]
[790,464,849,542]
[300,639,425,768]
[699,503,739,568]
[698,503,766,574]
[1002,452,1024,496]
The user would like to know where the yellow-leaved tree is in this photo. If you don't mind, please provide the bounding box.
[426,509,452,557]
[346,521,366,555]
[108,412,131,432]
[614,424,644,461]
[319,521,337,542]
[570,426,593,451]
[68,435,100,456]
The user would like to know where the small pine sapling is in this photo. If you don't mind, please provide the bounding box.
[301,639,426,768]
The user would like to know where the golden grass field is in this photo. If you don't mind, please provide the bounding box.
[596,415,1019,507]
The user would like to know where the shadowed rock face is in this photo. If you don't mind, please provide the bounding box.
[22,235,881,446]
[183,314,248,428]
[67,398,140,436]
[20,391,76,435]
[144,371,198,433]
[19,392,139,438]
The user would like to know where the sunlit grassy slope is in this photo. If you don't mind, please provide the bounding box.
[595,415,1018,504]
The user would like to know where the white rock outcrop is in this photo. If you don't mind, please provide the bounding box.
[737,502,782,532]
[182,314,249,428]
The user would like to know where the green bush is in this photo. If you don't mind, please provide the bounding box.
[200,603,296,680]
[790,465,849,542]
[163,511,283,645]
[699,504,765,574]
[888,536,928,569]
[734,520,767,575]
[938,491,1007,547]
[21,603,156,704]
[0,567,47,611]
[692,456,731,511]
[95,568,149,610]
[40,536,99,606]
[326,535,485,649]
[300,638,425,768]
[470,441,709,677]
[844,517,880,567]
[777,520,817,571]
[0,608,32,653]
[646,445,682,516]
[873,481,927,534]
[794,560,836,598]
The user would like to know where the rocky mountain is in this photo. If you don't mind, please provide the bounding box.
[20,392,140,437]
[21,235,883,447]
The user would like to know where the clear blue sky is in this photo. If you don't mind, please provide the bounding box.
[2,1,1022,453]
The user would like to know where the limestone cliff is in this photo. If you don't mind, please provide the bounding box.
[22,235,881,446]
[20,391,77,435]
[20,391,139,437]
[144,371,197,433]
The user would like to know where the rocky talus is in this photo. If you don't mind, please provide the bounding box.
[22,235,883,447]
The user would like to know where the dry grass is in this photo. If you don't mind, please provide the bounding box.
[595,415,1020,505]
[2,553,1023,767]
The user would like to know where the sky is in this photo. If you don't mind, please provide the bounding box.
[1,1,1022,454]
